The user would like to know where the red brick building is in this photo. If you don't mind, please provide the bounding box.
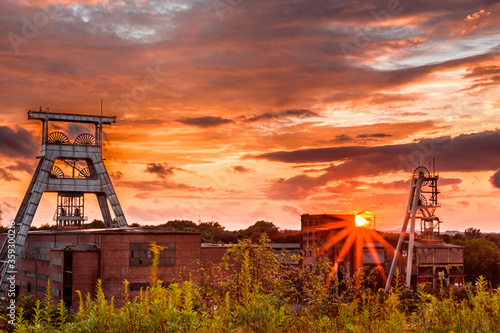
[301,214,386,277]
[0,228,220,310]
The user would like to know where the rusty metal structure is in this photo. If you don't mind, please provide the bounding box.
[0,109,128,295]
[385,165,464,291]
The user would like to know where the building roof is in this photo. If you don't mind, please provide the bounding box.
[201,243,229,248]
[65,243,101,251]
[27,228,200,235]
[28,110,116,125]
[412,239,463,249]
[269,243,301,249]
[301,213,356,217]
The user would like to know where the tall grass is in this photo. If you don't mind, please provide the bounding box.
[6,237,500,332]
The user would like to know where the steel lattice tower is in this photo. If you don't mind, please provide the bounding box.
[0,109,128,294]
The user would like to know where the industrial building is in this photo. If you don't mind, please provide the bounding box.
[0,228,228,310]
[409,239,464,287]
[301,213,389,280]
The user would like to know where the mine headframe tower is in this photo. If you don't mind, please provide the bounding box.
[384,165,441,292]
[0,109,128,295]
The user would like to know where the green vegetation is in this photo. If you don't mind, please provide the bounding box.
[451,237,500,282]
[5,237,500,332]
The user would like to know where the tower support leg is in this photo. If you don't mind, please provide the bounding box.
[0,156,54,294]
[385,177,422,292]
[97,193,113,228]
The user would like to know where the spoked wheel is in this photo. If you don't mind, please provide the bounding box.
[47,132,70,144]
[50,166,64,178]
[413,166,430,186]
[74,133,96,145]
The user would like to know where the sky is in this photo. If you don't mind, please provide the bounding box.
[1,0,500,232]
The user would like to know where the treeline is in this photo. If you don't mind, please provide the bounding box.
[446,227,500,283]
[141,220,301,244]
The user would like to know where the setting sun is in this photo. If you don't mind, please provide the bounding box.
[355,215,369,227]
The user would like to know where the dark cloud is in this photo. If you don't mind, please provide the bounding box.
[370,180,409,190]
[331,134,353,143]
[119,118,168,126]
[370,177,461,190]
[356,133,392,139]
[281,205,300,216]
[242,109,320,123]
[0,126,38,158]
[439,178,463,186]
[51,123,94,141]
[265,174,320,200]
[463,65,500,78]
[0,168,19,182]
[176,117,234,128]
[490,169,500,189]
[5,161,36,174]
[2,201,14,209]
[120,180,211,192]
[258,130,500,169]
[110,171,124,180]
[259,130,500,200]
[145,162,187,178]
[227,165,252,174]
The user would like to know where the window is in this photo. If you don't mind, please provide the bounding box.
[129,243,175,266]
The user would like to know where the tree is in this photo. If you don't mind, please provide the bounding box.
[159,220,197,230]
[441,234,451,243]
[38,223,52,230]
[240,221,279,242]
[271,229,301,243]
[197,221,237,244]
[87,219,105,229]
[460,238,500,282]
[464,227,481,240]
[485,234,500,249]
